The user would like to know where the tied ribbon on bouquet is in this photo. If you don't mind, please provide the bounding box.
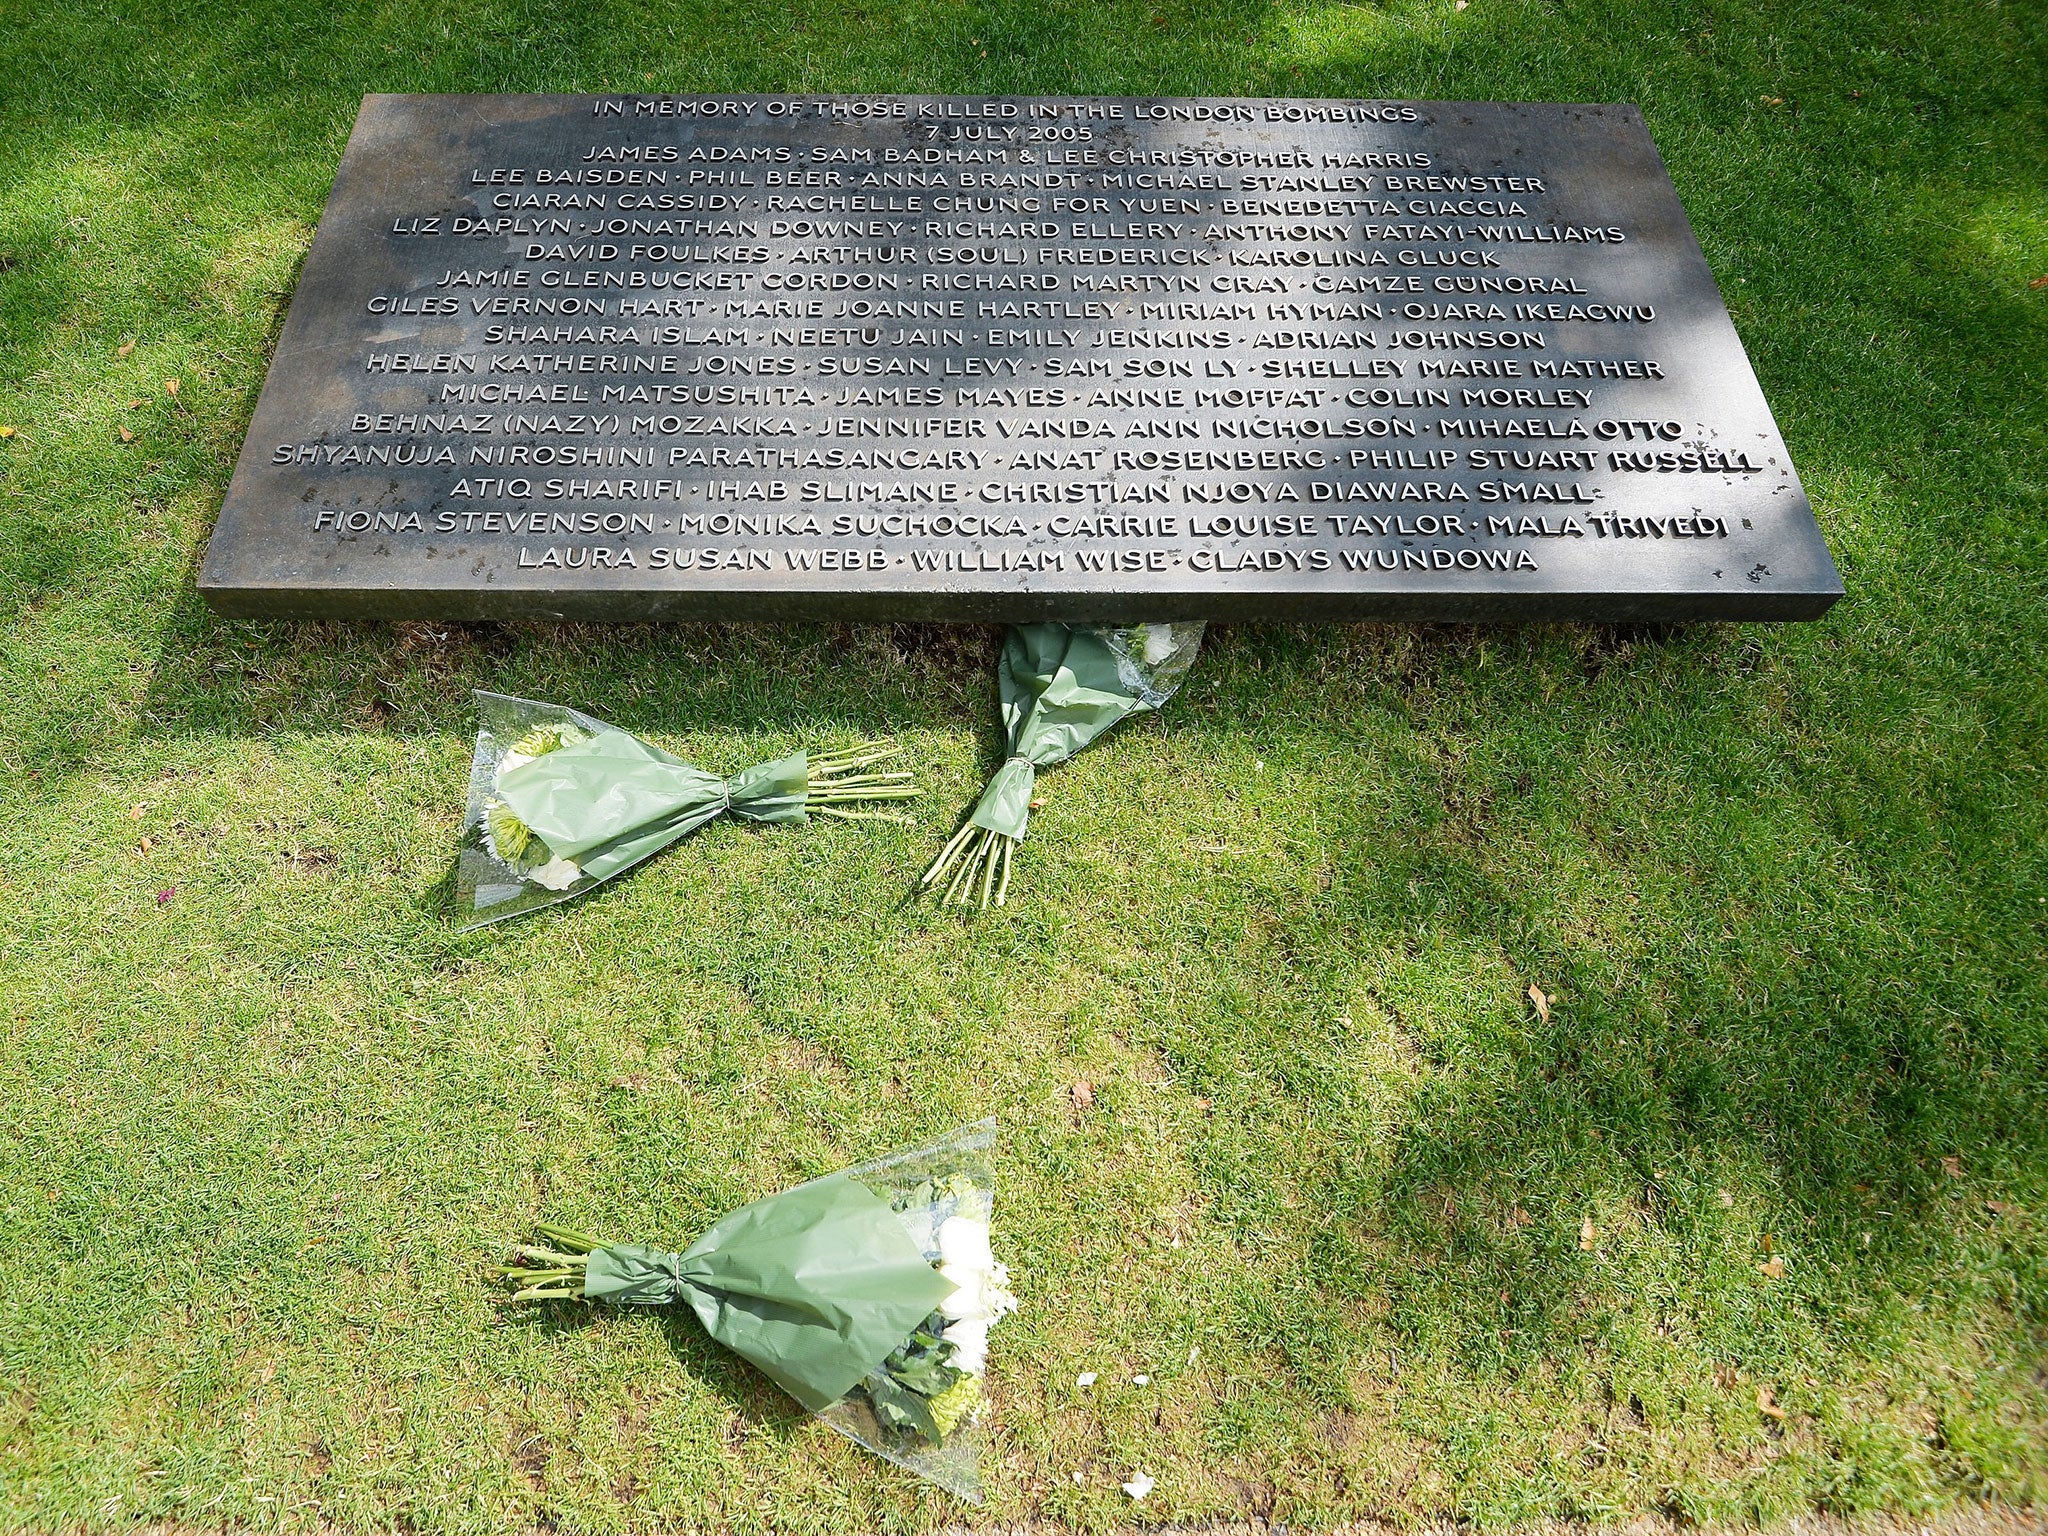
[921,623,1205,906]
[495,1121,1012,1501]
[456,690,918,928]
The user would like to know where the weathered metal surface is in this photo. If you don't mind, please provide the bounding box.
[199,94,1841,622]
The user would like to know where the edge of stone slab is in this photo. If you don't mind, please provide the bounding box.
[108,1495,2044,1536]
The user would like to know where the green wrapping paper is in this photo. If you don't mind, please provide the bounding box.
[456,691,917,928]
[923,622,1206,905]
[496,732,805,879]
[497,1121,1010,1501]
[578,1175,955,1411]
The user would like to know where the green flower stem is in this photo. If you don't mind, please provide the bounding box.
[921,820,1016,908]
[919,819,980,887]
[804,739,923,821]
[499,1225,606,1302]
[808,740,903,775]
[980,836,1001,907]
[942,830,986,904]
[802,741,920,825]
[511,1283,586,1302]
[512,1246,589,1267]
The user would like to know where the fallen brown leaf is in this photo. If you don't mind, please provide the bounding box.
[1942,1154,1963,1178]
[1579,1216,1598,1251]
[1528,983,1551,1023]
[1510,1206,1535,1228]
[118,426,134,442]
[1071,1080,1095,1110]
[128,398,143,409]
[0,426,14,439]
[1758,1255,1786,1279]
[165,378,180,397]
[118,340,136,358]
[129,804,146,820]
[1760,1233,1774,1254]
[135,837,155,855]
[1191,1095,1213,1114]
[2030,274,2048,290]
[1757,1386,1786,1419]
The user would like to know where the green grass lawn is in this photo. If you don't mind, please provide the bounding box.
[2,0,2046,1530]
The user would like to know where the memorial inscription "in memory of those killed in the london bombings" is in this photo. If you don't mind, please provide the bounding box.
[198,93,1842,621]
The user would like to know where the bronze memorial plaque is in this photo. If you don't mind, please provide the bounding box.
[199,93,1842,622]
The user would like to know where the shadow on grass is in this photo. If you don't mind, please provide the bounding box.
[493,1299,812,1444]
[114,563,2047,1407]
[3,0,2043,1515]
[130,586,1005,742]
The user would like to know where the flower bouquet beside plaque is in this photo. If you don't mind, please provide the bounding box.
[494,1120,1012,1501]
[456,690,918,928]
[921,623,1205,907]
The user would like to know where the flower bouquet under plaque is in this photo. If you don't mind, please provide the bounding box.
[921,623,1205,907]
[456,690,918,928]
[494,1120,1012,1500]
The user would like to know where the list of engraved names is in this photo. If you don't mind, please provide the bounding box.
[199,95,1839,620]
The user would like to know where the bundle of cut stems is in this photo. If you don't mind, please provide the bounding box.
[807,741,921,821]
[491,1223,603,1301]
[490,1122,1005,1500]
[920,823,1016,909]
[459,689,927,927]
[917,622,1205,910]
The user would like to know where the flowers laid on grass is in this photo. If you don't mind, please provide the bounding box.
[921,623,1205,907]
[493,1121,1009,1500]
[457,689,917,927]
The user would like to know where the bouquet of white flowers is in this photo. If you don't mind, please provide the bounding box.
[496,1121,1011,1500]
[457,690,916,928]
[922,622,1205,906]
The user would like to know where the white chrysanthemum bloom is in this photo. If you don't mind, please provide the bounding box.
[529,856,582,891]
[945,1315,989,1374]
[936,1215,1017,1333]
[497,749,536,778]
[937,1215,993,1272]
[1141,625,1176,666]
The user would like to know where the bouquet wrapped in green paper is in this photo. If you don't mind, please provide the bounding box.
[922,622,1205,906]
[496,1121,1011,1500]
[457,690,917,928]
